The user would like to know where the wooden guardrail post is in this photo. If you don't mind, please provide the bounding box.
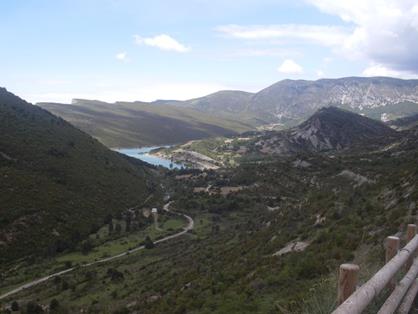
[406,224,417,270]
[385,236,400,289]
[337,263,360,305]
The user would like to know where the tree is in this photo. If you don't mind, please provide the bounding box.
[26,301,44,314]
[49,299,59,311]
[115,223,122,234]
[125,213,132,232]
[104,214,113,225]
[144,236,155,249]
[108,221,114,234]
[81,240,93,255]
[11,301,19,311]
[61,280,69,290]
[107,268,124,282]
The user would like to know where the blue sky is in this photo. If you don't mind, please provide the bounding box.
[1,0,418,103]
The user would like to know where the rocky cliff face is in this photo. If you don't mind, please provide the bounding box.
[249,77,418,123]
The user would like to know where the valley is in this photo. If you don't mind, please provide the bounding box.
[4,1,418,312]
[1,86,418,313]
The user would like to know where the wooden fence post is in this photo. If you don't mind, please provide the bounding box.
[407,224,417,242]
[338,264,360,305]
[385,236,400,290]
[406,224,417,270]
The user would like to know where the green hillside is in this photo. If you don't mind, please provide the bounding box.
[39,100,257,148]
[0,88,159,265]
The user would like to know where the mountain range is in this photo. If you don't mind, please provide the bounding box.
[38,77,418,148]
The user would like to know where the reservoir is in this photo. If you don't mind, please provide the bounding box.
[115,147,184,169]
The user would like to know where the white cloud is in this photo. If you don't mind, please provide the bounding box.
[218,2,418,76]
[278,59,303,74]
[308,0,418,74]
[316,70,325,77]
[362,64,418,79]
[217,24,349,47]
[115,52,128,62]
[134,34,190,53]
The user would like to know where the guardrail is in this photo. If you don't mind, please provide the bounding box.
[333,224,418,314]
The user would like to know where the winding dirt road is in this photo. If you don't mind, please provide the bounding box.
[0,203,193,301]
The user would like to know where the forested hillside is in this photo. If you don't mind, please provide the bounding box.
[0,88,159,265]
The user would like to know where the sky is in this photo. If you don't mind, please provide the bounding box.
[1,0,418,103]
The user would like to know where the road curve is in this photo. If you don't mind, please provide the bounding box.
[0,203,193,301]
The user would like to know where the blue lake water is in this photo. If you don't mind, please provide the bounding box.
[115,147,184,169]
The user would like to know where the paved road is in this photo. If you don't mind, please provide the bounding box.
[0,203,193,301]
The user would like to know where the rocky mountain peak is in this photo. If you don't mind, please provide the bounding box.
[292,106,398,151]
[255,106,400,155]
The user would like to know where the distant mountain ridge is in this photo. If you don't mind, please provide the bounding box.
[38,77,418,147]
[250,77,418,122]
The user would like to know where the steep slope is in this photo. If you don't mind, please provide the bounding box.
[253,107,399,155]
[0,88,157,264]
[39,99,255,147]
[250,77,418,124]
